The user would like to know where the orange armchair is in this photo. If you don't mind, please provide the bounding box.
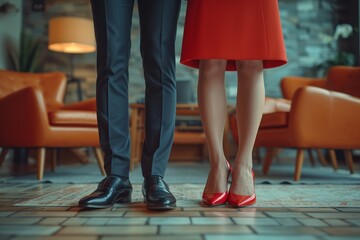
[0,70,105,180]
[255,66,360,181]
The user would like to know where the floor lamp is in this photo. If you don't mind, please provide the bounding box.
[48,16,96,163]
[48,16,96,101]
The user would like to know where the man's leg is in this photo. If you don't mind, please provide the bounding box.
[78,0,134,209]
[93,0,134,177]
[138,0,181,178]
[138,0,181,210]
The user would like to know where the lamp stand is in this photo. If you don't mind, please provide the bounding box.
[66,53,83,101]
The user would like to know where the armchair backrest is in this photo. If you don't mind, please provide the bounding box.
[281,65,360,100]
[0,70,67,110]
[326,66,360,98]
[280,76,326,100]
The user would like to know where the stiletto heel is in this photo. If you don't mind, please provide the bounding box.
[228,170,256,207]
[202,161,232,206]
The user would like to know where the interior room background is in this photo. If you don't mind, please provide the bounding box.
[0,0,358,104]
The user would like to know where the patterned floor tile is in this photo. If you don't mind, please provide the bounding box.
[11,237,98,240]
[160,225,252,235]
[38,217,67,225]
[57,226,157,235]
[191,217,233,225]
[149,217,191,225]
[0,174,359,239]
[265,212,309,218]
[205,235,319,240]
[0,218,41,225]
[321,227,360,236]
[84,217,110,225]
[203,211,266,218]
[307,213,360,219]
[107,217,148,225]
[102,236,202,240]
[274,218,303,227]
[232,217,280,226]
[252,226,326,235]
[0,226,60,236]
[12,211,76,217]
[323,219,351,226]
[296,218,328,227]
[61,218,88,226]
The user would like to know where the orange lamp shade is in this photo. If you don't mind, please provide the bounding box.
[48,17,96,54]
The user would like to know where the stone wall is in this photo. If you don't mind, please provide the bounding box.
[20,0,358,103]
[0,0,22,70]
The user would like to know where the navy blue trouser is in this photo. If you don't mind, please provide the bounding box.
[90,0,181,178]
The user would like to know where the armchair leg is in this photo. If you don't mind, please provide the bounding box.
[202,143,208,162]
[307,149,315,166]
[0,148,9,167]
[68,148,89,164]
[37,148,46,180]
[294,148,304,181]
[344,150,354,174]
[93,148,106,176]
[316,149,328,166]
[263,148,276,175]
[253,147,262,164]
[329,149,338,170]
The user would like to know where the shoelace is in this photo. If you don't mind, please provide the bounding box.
[148,177,170,192]
[98,177,117,190]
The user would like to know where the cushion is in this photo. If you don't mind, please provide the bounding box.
[48,110,97,127]
[259,111,289,129]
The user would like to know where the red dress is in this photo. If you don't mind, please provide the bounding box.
[180,0,287,70]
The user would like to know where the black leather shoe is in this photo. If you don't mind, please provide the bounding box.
[142,176,176,210]
[79,176,132,208]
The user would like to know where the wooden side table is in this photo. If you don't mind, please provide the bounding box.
[129,103,232,170]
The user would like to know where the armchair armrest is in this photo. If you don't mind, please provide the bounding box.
[281,76,326,100]
[0,86,49,146]
[289,86,360,148]
[61,97,97,111]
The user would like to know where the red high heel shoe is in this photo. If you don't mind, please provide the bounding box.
[202,161,232,206]
[228,170,256,207]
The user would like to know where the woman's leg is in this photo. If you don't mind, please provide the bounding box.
[231,60,264,195]
[198,59,229,194]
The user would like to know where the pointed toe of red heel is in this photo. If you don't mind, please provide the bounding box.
[228,170,256,207]
[202,192,228,206]
[227,192,256,207]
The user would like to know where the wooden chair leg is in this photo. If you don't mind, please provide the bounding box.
[130,108,138,171]
[307,149,315,166]
[37,148,46,180]
[202,143,208,162]
[223,112,231,161]
[294,148,304,181]
[68,148,89,164]
[253,147,262,164]
[316,149,328,166]
[329,149,338,170]
[134,121,144,167]
[344,150,354,174]
[262,147,276,175]
[0,148,9,167]
[93,147,106,176]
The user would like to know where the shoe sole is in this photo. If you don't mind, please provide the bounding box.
[146,203,176,210]
[143,198,176,210]
[79,193,131,209]
[78,203,113,209]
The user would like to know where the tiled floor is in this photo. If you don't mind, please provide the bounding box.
[0,155,360,239]
[0,182,360,240]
